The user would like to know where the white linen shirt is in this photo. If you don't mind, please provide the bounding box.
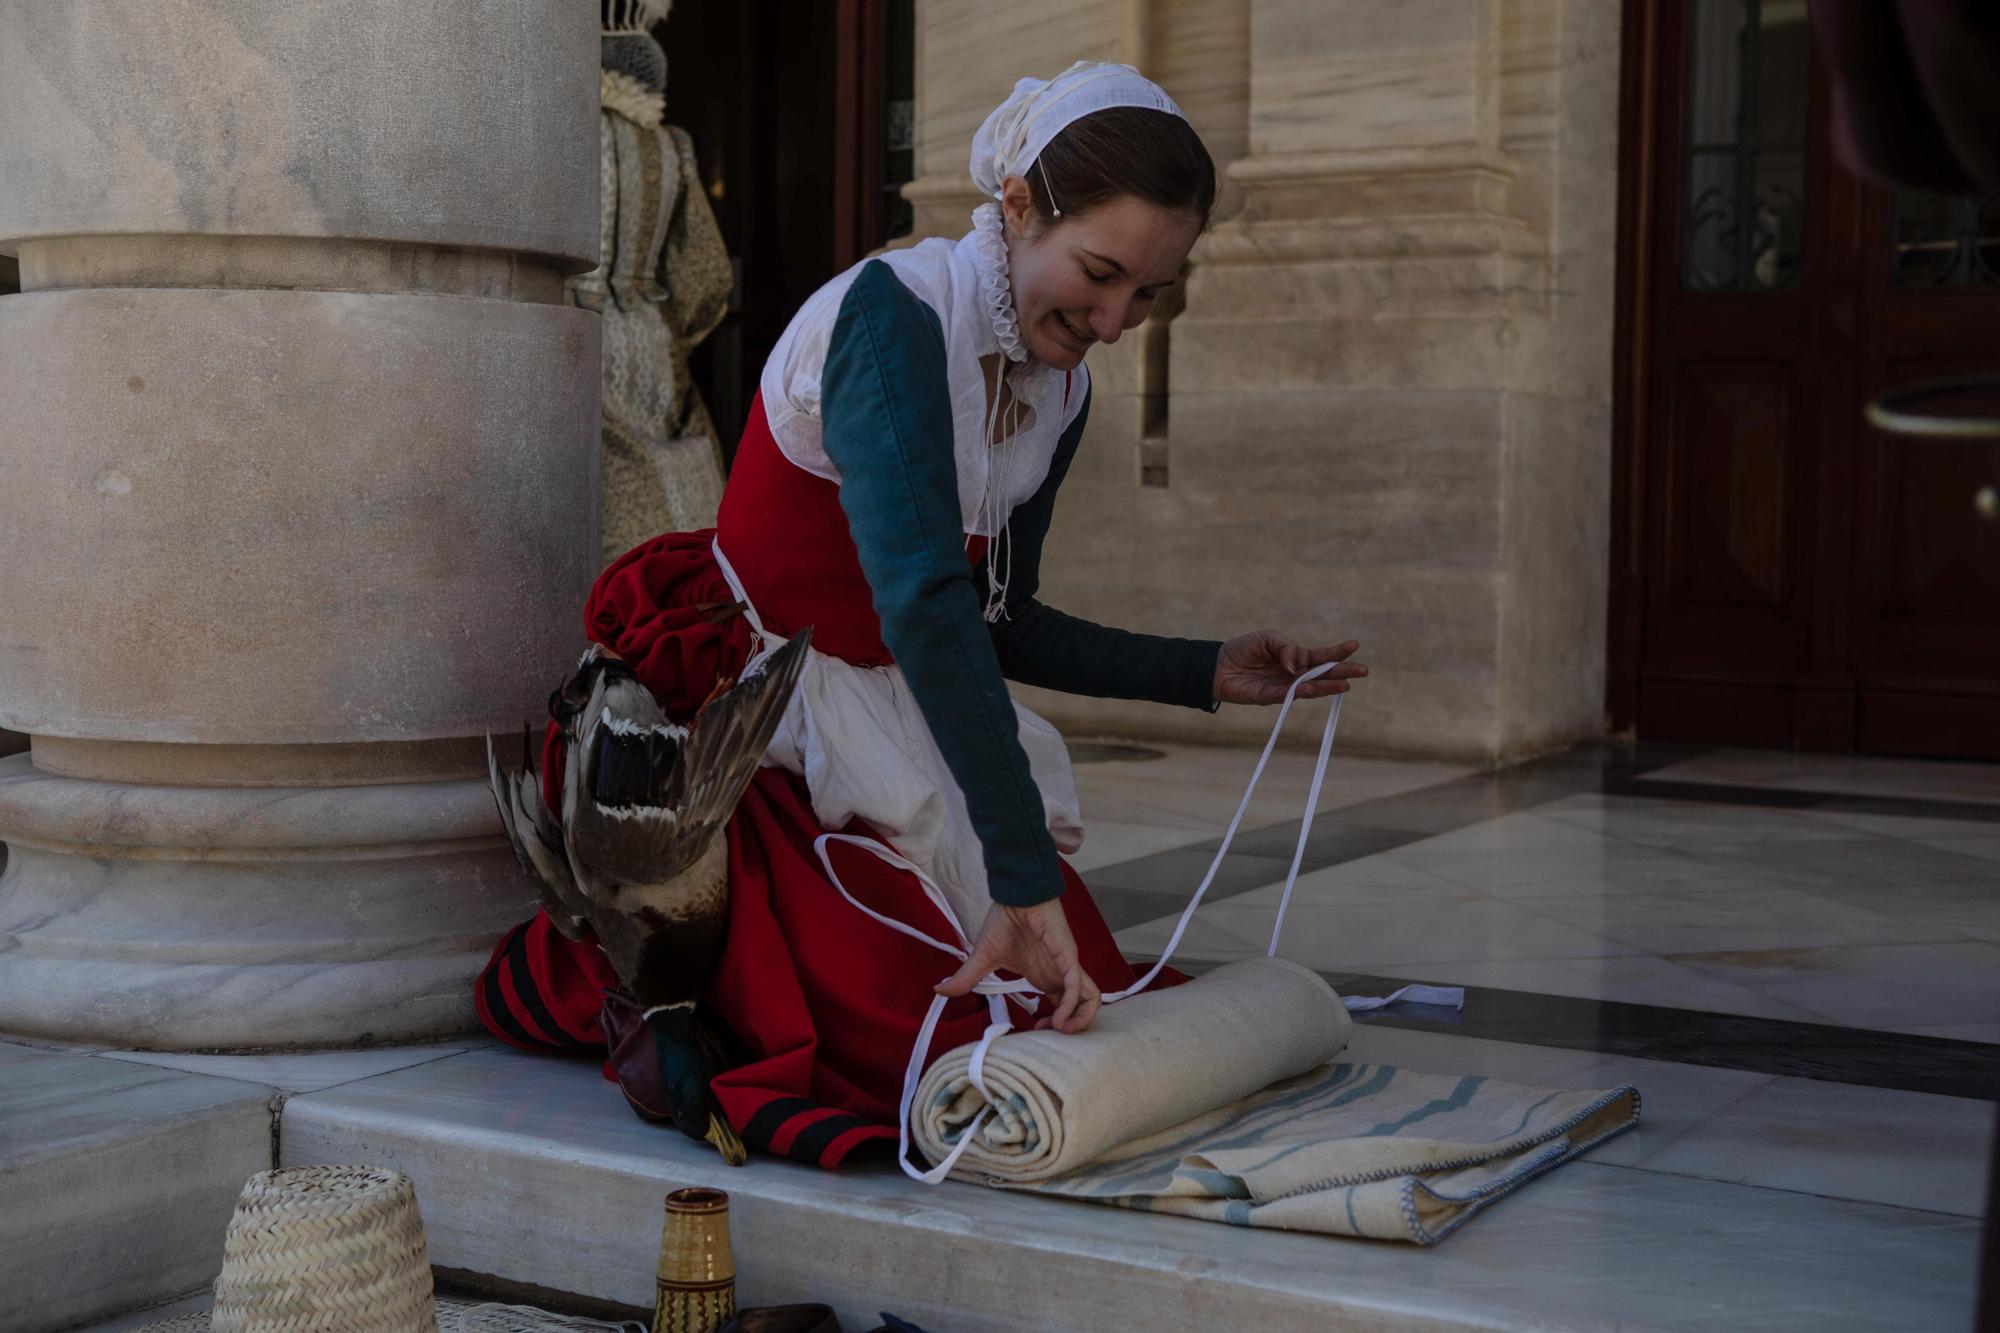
[757,230,1091,539]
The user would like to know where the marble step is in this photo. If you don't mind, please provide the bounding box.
[279,1044,1982,1333]
[0,1041,273,1331]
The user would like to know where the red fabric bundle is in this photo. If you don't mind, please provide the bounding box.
[477,522,1173,1169]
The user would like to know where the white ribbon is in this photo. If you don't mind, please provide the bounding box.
[813,660,1465,1183]
[1340,983,1466,1012]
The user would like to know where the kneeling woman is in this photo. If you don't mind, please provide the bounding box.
[479,63,1365,1168]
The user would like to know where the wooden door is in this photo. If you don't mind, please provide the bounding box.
[1849,191,2000,754]
[660,2,914,454]
[1612,0,2000,759]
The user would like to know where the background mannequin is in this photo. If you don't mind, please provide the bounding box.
[572,0,734,564]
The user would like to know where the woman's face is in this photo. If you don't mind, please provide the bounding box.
[1000,175,1202,372]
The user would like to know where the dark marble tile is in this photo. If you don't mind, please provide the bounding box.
[1607,774,2000,825]
[1316,786,1524,835]
[1136,957,2000,1101]
[1222,821,1413,867]
[1085,845,1296,899]
[1089,887,1207,933]
[1824,793,2000,825]
[1602,775,1829,811]
[1638,1013,2000,1100]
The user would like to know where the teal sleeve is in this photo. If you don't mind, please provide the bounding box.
[985,390,1222,712]
[818,261,1064,908]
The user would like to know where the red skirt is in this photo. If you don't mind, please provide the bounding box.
[476,530,1175,1168]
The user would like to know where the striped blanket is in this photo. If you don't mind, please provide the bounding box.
[912,958,1639,1244]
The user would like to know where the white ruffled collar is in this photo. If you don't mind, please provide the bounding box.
[970,203,1029,364]
[968,204,1060,401]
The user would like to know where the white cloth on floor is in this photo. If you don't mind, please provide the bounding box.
[912,957,1639,1244]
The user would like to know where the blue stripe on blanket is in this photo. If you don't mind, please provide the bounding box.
[1504,1089,1565,1138]
[1081,1063,1381,1195]
[1361,1074,1486,1137]
[1220,1065,1409,1179]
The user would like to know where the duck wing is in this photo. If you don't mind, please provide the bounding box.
[670,629,813,841]
[565,665,689,889]
[486,728,592,941]
[567,630,812,891]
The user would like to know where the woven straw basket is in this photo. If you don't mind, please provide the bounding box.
[143,1300,640,1333]
[136,1165,642,1333]
[210,1165,436,1332]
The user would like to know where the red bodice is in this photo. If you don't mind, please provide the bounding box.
[715,391,986,667]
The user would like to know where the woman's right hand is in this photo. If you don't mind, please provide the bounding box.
[935,897,1102,1034]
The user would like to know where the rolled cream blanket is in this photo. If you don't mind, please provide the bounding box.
[912,956,1350,1184]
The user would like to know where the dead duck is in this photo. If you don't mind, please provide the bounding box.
[488,631,811,1164]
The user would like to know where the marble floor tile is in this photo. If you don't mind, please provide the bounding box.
[1389,837,1716,900]
[0,1037,63,1065]
[1072,742,1471,808]
[1195,894,1638,971]
[1297,784,1526,836]
[1061,819,1219,873]
[1799,809,2000,840]
[95,1041,483,1093]
[1927,833,2000,864]
[1636,1075,1997,1217]
[2,1046,208,1130]
[1338,1023,1772,1170]
[1357,954,1829,1023]
[1667,940,2000,1031]
[1535,792,1862,846]
[1089,885,1215,933]
[78,1291,213,1333]
[1220,819,1418,870]
[1514,881,1957,957]
[1228,850,1484,906]
[1381,810,1614,854]
[1343,1023,1995,1216]
[1110,913,1264,964]
[1639,750,2000,805]
[1068,745,1455,835]
[1459,1164,1980,1332]
[1896,1021,2000,1044]
[1070,783,1304,834]
[1684,838,2000,942]
[2,1048,273,1330]
[1084,843,1299,900]
[283,1042,1980,1331]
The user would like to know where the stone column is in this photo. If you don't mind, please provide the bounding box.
[1162,0,1555,759]
[1159,0,1618,761]
[0,1,601,1048]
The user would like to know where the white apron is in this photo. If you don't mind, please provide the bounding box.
[713,537,1085,934]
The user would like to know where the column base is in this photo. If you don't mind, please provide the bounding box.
[0,754,533,1050]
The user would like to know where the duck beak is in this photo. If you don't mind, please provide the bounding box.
[705,1111,748,1167]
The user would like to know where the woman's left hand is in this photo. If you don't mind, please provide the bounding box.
[1213,631,1367,706]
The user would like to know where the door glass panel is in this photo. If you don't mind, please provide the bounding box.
[1682,0,1811,291]
[880,0,916,246]
[1891,190,2000,286]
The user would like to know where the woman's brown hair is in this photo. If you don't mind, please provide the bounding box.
[1026,106,1218,230]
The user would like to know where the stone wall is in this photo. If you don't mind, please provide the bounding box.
[907,0,1621,763]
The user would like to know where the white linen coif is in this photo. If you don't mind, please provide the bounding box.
[968,61,1187,203]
